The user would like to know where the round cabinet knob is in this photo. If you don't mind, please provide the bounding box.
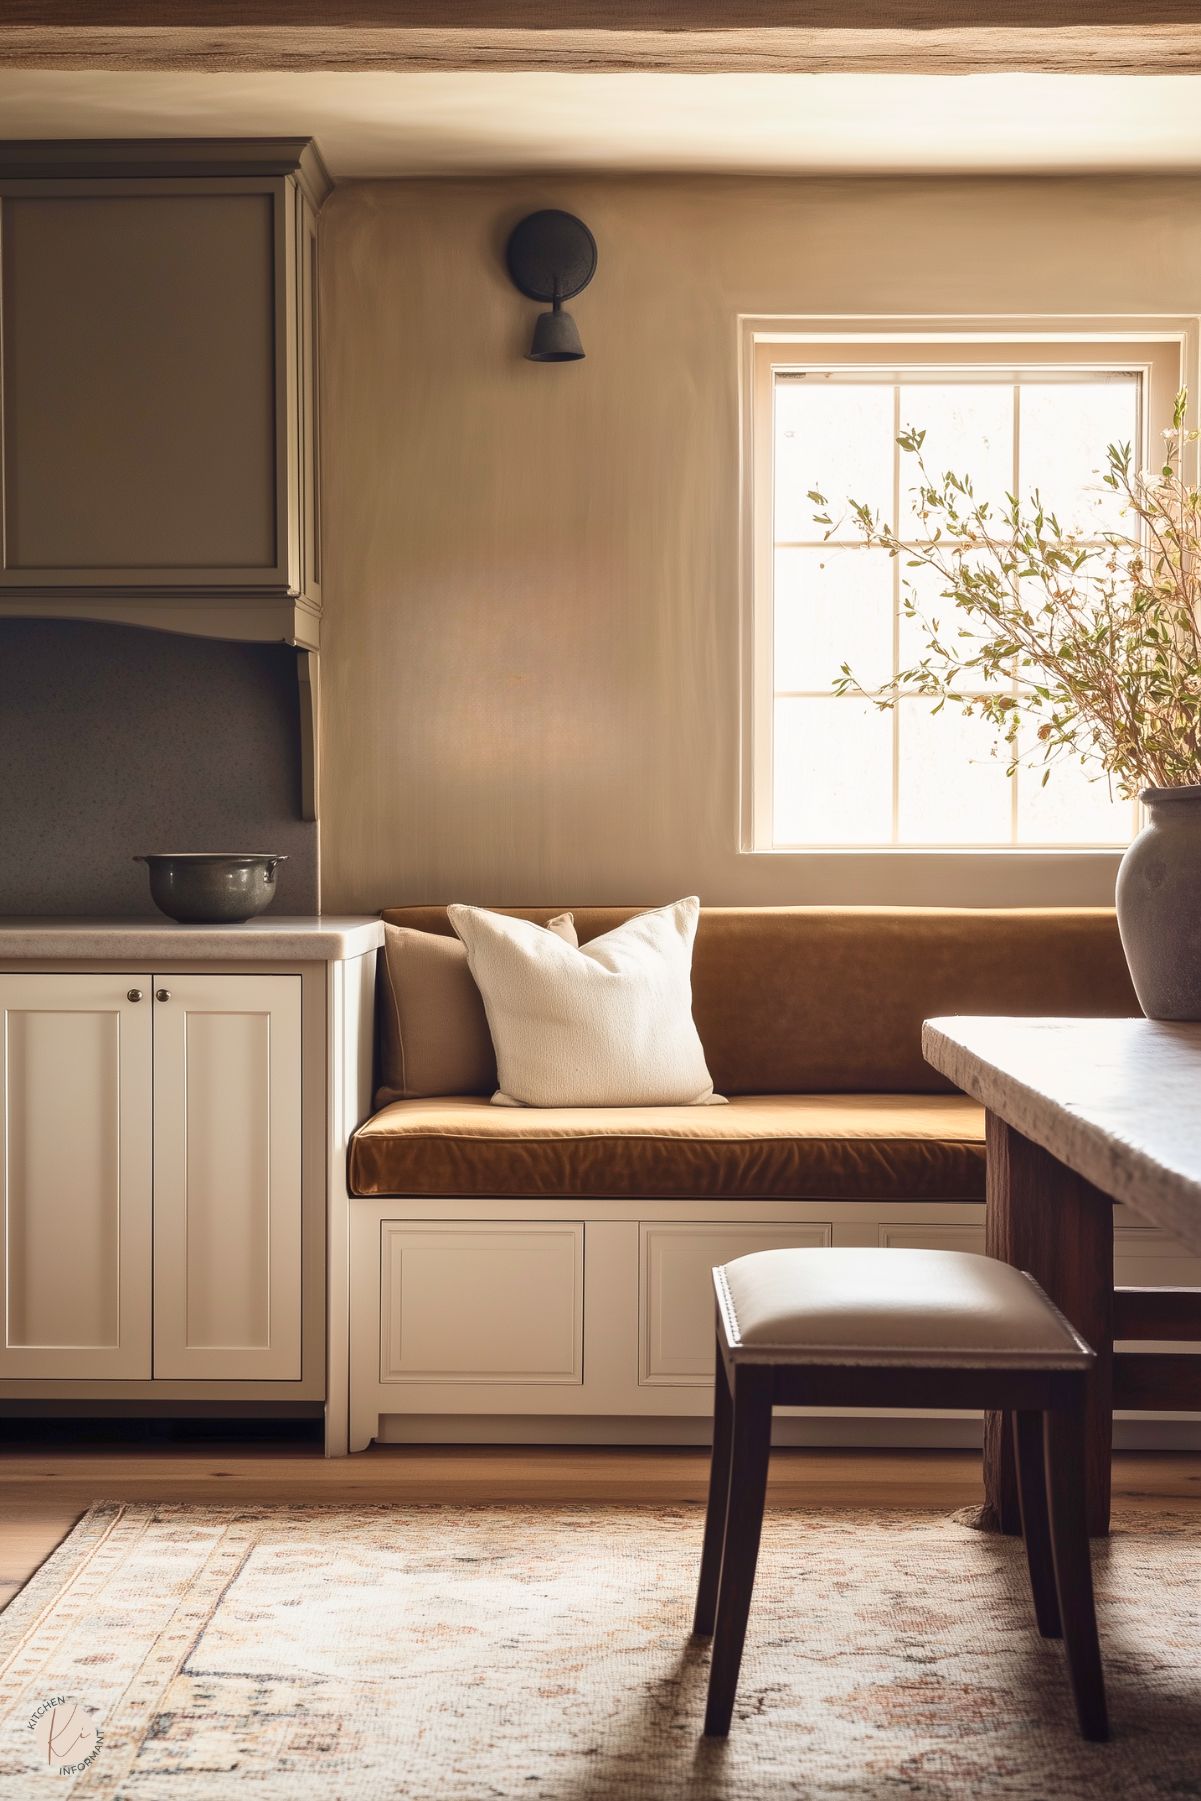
[126,988,143,1003]
[155,988,171,1003]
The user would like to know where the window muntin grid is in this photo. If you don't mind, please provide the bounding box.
[766,363,1145,851]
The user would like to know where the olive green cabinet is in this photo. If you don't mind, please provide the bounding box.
[0,139,329,650]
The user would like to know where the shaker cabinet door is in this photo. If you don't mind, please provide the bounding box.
[0,184,286,592]
[152,973,303,1380]
[0,974,152,1379]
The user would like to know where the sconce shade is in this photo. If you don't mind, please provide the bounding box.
[528,302,584,362]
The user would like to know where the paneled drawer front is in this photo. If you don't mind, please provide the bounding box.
[640,1222,832,1386]
[379,1223,584,1384]
[880,1223,987,1256]
[1114,1223,1201,1290]
[884,1219,1201,1291]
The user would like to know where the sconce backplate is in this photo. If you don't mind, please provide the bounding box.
[506,210,598,303]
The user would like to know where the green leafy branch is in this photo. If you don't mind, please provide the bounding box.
[809,387,1201,795]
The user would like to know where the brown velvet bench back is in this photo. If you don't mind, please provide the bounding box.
[378,906,1135,1097]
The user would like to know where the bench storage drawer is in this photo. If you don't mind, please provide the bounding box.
[378,1221,584,1386]
[639,1222,832,1385]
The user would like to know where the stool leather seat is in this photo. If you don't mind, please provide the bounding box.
[716,1246,1092,1370]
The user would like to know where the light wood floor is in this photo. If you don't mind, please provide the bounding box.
[2,1440,1198,1615]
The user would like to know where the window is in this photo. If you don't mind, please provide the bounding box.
[744,330,1184,854]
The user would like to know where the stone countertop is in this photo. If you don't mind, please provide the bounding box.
[923,1014,1201,1255]
[0,916,385,963]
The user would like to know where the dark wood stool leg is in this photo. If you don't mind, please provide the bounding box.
[1044,1402,1109,1742]
[704,1366,773,1738]
[693,1336,734,1637]
[1012,1408,1062,1639]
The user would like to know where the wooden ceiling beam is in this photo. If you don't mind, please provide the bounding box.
[7,4,1201,24]
[4,7,1201,75]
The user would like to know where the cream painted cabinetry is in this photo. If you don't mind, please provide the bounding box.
[0,975,152,1380]
[153,974,303,1381]
[348,1198,1201,1453]
[0,970,301,1384]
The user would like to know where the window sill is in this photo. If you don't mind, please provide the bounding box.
[743,846,1127,858]
[730,846,1123,909]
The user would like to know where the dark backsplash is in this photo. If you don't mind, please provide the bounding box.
[0,620,319,916]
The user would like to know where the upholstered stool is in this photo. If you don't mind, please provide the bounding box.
[692,1247,1107,1742]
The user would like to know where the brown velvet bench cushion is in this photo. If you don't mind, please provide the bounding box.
[347,1092,986,1201]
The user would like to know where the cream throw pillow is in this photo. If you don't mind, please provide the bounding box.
[376,913,577,1104]
[448,897,722,1108]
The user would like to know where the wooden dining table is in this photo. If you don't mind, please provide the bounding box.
[922,1015,1201,1536]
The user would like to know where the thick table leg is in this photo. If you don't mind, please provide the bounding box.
[983,1116,1114,1536]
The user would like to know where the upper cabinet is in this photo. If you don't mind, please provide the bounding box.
[0,139,330,650]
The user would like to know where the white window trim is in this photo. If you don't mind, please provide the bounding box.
[738,315,1199,892]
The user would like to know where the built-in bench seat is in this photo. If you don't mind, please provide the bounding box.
[344,904,1154,1452]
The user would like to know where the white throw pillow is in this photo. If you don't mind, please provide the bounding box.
[448,897,722,1108]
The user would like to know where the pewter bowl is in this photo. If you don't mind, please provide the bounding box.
[135,853,287,924]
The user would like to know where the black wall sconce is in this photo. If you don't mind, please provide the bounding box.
[505,210,597,363]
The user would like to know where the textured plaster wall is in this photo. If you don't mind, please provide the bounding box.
[317,174,1201,910]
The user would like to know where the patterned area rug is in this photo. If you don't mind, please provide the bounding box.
[0,1502,1198,1799]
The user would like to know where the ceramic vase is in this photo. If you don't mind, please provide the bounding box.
[1115,784,1201,1020]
